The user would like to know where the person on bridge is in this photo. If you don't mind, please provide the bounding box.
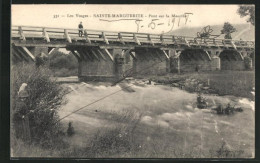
[78,22,84,37]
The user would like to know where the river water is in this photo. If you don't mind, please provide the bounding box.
[59,79,255,157]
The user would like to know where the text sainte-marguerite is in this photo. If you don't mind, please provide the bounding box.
[93,14,144,18]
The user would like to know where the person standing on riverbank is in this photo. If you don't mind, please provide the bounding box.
[14,83,31,141]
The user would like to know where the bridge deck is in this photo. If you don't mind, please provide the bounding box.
[11,26,255,50]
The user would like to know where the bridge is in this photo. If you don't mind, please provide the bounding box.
[11,26,255,81]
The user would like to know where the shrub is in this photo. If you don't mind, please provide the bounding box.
[83,109,142,157]
[48,51,78,77]
[11,63,68,148]
[211,141,244,158]
[244,57,252,70]
[49,51,78,70]
[213,103,243,115]
[87,126,133,157]
[10,134,61,157]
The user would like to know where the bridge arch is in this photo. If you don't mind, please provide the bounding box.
[219,49,245,70]
[178,49,212,72]
[219,49,243,61]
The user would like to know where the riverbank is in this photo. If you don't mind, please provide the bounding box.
[146,70,254,100]
[11,78,255,158]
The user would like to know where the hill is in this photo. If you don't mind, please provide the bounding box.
[167,24,254,41]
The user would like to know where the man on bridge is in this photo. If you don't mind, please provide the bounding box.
[78,22,83,37]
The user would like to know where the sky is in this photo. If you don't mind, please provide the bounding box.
[12,4,251,34]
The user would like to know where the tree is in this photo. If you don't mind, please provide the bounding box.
[35,52,49,68]
[237,5,255,26]
[11,63,68,148]
[221,22,236,39]
[49,51,78,70]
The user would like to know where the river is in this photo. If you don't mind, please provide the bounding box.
[58,78,255,158]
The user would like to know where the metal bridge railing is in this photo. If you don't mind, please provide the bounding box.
[11,25,255,49]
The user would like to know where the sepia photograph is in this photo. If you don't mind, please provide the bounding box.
[10,4,255,159]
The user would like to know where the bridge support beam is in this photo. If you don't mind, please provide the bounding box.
[209,50,221,70]
[133,48,169,76]
[169,50,181,73]
[12,44,52,63]
[28,47,48,57]
[120,49,134,77]
[239,50,253,70]
[11,45,37,63]
[69,47,126,82]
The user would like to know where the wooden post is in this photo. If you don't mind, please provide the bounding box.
[184,38,190,47]
[133,34,141,45]
[172,36,177,44]
[214,39,220,48]
[64,29,72,43]
[43,28,50,43]
[222,40,227,48]
[118,33,125,45]
[160,35,163,42]
[102,32,109,44]
[231,41,237,50]
[160,34,164,44]
[148,34,154,46]
[84,30,91,44]
[18,26,26,40]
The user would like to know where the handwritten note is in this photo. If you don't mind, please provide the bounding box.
[100,13,193,33]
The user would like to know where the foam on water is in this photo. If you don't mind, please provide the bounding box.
[157,120,170,128]
[62,81,255,125]
[58,80,255,157]
[239,98,255,111]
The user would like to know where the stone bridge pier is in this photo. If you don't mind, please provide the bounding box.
[67,47,132,82]
[169,48,254,72]
[219,49,253,70]
[133,48,170,76]
[170,49,221,73]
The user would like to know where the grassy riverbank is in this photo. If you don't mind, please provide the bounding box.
[148,70,255,99]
